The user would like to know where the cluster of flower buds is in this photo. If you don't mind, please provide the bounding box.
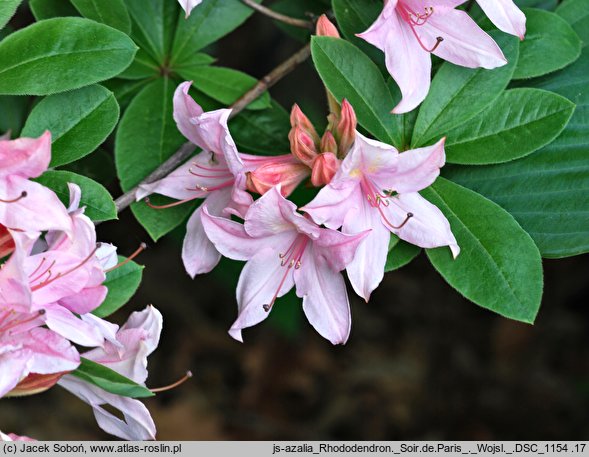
[0,133,162,440]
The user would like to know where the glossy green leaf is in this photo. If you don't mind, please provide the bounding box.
[35,170,117,222]
[0,95,28,136]
[29,0,79,20]
[72,358,154,398]
[115,78,195,240]
[556,0,589,47]
[71,0,131,34]
[171,0,257,66]
[445,88,575,165]
[118,49,160,80]
[93,256,144,318]
[445,47,589,258]
[179,66,270,110]
[0,18,137,96]
[63,148,116,187]
[103,78,150,110]
[423,178,543,323]
[412,32,519,147]
[172,52,216,72]
[514,8,582,79]
[22,85,119,167]
[385,237,421,272]
[0,0,22,30]
[124,0,177,64]
[311,36,404,147]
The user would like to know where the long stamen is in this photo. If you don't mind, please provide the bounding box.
[31,247,99,291]
[150,371,193,393]
[0,309,45,333]
[105,243,147,273]
[0,191,27,204]
[29,259,56,284]
[144,197,196,209]
[263,265,292,313]
[377,206,414,230]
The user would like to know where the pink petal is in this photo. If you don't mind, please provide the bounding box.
[43,305,105,347]
[476,0,526,39]
[178,0,202,18]
[421,8,507,69]
[230,248,296,342]
[58,285,108,315]
[294,246,352,345]
[0,347,32,397]
[302,180,361,230]
[313,226,371,272]
[173,81,204,146]
[0,131,51,179]
[25,327,80,374]
[373,137,446,193]
[382,192,460,256]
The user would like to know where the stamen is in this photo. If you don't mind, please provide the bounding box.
[105,243,147,273]
[150,371,193,393]
[31,247,99,291]
[378,208,414,230]
[0,309,45,333]
[29,259,56,285]
[144,197,196,209]
[0,191,27,204]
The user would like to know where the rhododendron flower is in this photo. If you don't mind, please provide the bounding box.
[303,132,459,301]
[59,306,163,441]
[0,431,34,441]
[178,0,202,18]
[138,81,306,277]
[357,0,508,113]
[201,186,369,344]
[476,0,526,40]
[0,131,71,234]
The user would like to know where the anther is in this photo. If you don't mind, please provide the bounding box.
[262,304,271,312]
[430,37,444,52]
[0,191,27,204]
[150,371,193,393]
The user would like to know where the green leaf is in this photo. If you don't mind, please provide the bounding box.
[514,8,582,79]
[179,66,270,110]
[556,0,589,47]
[172,52,216,72]
[29,0,79,20]
[445,88,575,165]
[412,32,519,147]
[63,148,116,187]
[35,170,117,222]
[103,78,150,110]
[0,0,22,31]
[72,358,154,398]
[423,178,543,323]
[444,47,589,258]
[0,18,137,96]
[271,0,324,43]
[93,256,143,318]
[171,0,256,66]
[385,237,421,272]
[22,85,119,167]
[117,48,160,80]
[70,0,131,34]
[115,78,195,240]
[0,95,28,136]
[230,100,291,155]
[124,0,177,64]
[311,36,403,147]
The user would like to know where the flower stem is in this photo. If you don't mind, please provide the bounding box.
[240,0,314,30]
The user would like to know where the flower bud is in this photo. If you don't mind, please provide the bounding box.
[7,372,67,397]
[316,15,340,38]
[311,152,339,187]
[247,159,310,197]
[0,224,15,259]
[290,104,320,145]
[320,131,338,156]
[289,126,319,167]
[334,99,357,156]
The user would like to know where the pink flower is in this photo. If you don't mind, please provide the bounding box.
[201,186,369,345]
[178,0,202,18]
[0,132,71,234]
[0,431,35,441]
[357,0,508,113]
[58,306,163,441]
[303,132,459,301]
[476,0,526,40]
[137,81,305,278]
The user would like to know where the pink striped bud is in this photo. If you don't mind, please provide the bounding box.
[290,104,320,145]
[316,14,340,38]
[333,99,357,156]
[320,131,338,156]
[7,372,67,397]
[290,126,319,167]
[247,160,310,197]
[311,152,339,187]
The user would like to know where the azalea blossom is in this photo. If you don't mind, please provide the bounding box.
[137,81,307,278]
[178,0,202,18]
[201,186,369,344]
[303,132,459,301]
[357,0,508,113]
[58,306,163,441]
[0,431,34,441]
[0,131,71,234]
[476,0,526,40]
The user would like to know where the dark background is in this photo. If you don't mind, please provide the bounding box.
[2,8,589,441]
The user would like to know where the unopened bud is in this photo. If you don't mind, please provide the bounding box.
[0,224,15,259]
[334,99,357,156]
[320,131,338,156]
[290,104,320,145]
[7,372,67,398]
[316,15,340,38]
[247,159,310,197]
[289,126,319,167]
[311,152,339,187]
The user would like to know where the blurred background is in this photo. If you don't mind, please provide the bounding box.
[2,4,589,441]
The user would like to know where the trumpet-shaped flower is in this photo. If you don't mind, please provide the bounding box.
[0,132,71,234]
[59,306,163,441]
[303,132,459,301]
[201,186,369,345]
[357,0,508,113]
[137,81,306,277]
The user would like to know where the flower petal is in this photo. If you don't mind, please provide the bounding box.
[173,81,204,146]
[476,0,526,39]
[0,131,51,179]
[302,181,361,230]
[178,0,202,17]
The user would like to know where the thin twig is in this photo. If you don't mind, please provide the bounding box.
[113,43,311,214]
[240,0,314,30]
